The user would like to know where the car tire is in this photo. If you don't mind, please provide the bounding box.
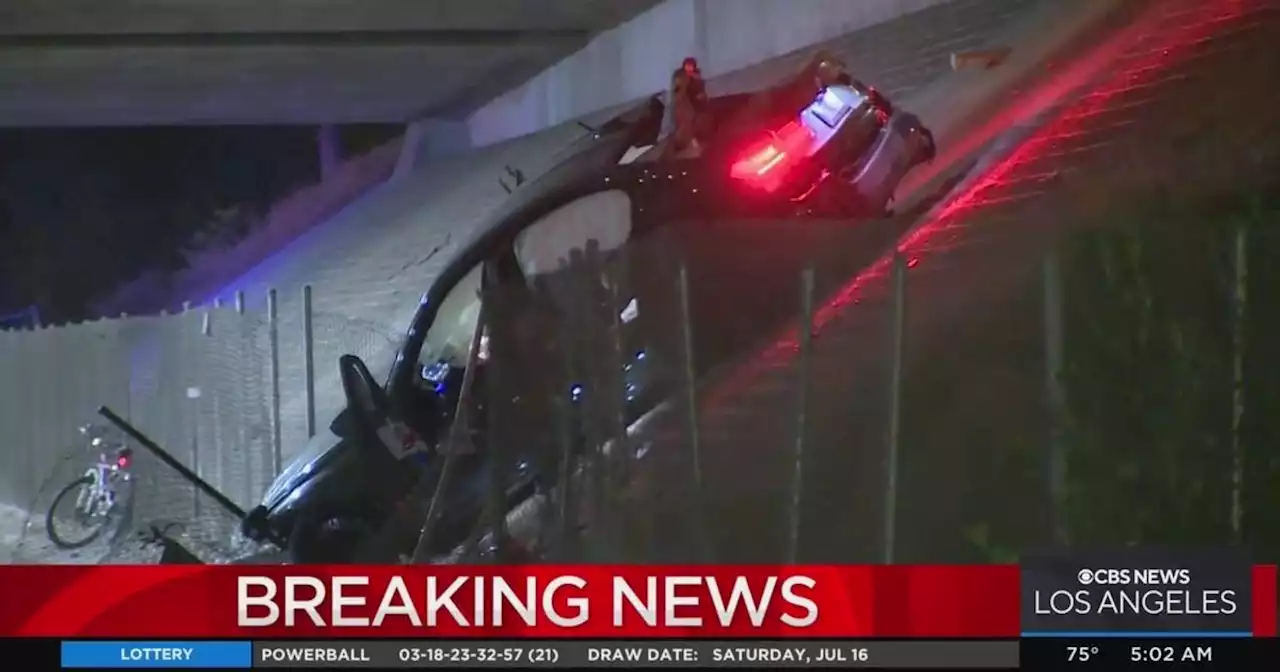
[287,506,376,564]
[918,127,937,163]
[240,505,271,542]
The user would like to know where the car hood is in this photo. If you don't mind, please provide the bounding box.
[260,425,344,510]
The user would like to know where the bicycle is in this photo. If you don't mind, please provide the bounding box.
[44,424,136,550]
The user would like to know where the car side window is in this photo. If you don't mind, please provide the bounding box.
[418,263,484,370]
[513,190,633,281]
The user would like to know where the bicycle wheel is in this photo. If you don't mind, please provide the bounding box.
[45,476,112,549]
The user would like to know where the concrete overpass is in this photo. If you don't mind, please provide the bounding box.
[4,0,991,170]
[0,0,659,127]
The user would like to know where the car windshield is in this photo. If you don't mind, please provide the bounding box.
[419,264,483,368]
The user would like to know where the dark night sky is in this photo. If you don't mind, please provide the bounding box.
[0,124,395,322]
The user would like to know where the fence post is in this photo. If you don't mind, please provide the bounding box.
[202,309,225,498]
[302,284,316,439]
[187,383,203,519]
[183,302,202,520]
[884,252,907,564]
[787,267,815,565]
[119,313,131,423]
[232,291,250,505]
[601,255,638,557]
[677,264,711,562]
[267,288,282,476]
[553,287,583,561]
[411,299,490,563]
[1043,248,1067,544]
[1229,225,1247,540]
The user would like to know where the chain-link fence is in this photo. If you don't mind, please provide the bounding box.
[351,218,912,567]
[6,207,1277,567]
[0,288,398,564]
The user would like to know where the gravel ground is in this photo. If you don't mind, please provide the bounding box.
[0,504,22,562]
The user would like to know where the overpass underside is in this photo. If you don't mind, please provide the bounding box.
[0,0,659,126]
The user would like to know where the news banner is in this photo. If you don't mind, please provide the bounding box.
[0,550,1274,669]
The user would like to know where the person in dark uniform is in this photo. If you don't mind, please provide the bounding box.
[680,57,709,111]
[664,57,711,158]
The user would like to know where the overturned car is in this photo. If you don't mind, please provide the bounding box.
[146,55,936,564]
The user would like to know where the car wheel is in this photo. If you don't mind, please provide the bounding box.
[288,507,375,564]
[917,127,937,163]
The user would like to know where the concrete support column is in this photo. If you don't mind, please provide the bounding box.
[392,118,472,181]
[317,124,342,180]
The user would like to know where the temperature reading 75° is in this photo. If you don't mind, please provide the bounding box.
[1067,645,1100,662]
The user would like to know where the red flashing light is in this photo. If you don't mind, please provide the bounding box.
[116,455,130,469]
[754,146,788,175]
[731,120,815,191]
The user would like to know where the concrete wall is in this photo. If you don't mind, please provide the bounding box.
[392,118,474,180]
[467,0,952,147]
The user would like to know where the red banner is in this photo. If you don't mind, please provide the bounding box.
[0,565,1019,639]
[1256,564,1278,637]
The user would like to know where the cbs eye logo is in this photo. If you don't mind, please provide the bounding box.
[1076,569,1129,584]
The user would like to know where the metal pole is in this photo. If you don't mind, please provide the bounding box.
[233,289,249,505]
[202,309,225,501]
[267,288,282,476]
[183,302,201,520]
[411,300,490,563]
[302,284,316,438]
[553,287,583,561]
[120,312,131,423]
[198,310,211,518]
[677,264,710,562]
[1043,249,1067,545]
[553,396,577,561]
[1229,226,1247,540]
[884,252,907,563]
[98,405,253,524]
[787,267,815,564]
[480,267,508,558]
[190,387,202,520]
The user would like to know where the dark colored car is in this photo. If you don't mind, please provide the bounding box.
[238,64,935,563]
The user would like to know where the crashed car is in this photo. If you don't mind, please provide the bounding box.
[643,51,936,216]
[236,54,936,563]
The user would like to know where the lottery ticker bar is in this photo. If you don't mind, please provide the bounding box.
[0,637,1266,669]
[56,639,1010,669]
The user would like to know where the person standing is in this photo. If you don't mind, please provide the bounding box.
[663,57,710,158]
